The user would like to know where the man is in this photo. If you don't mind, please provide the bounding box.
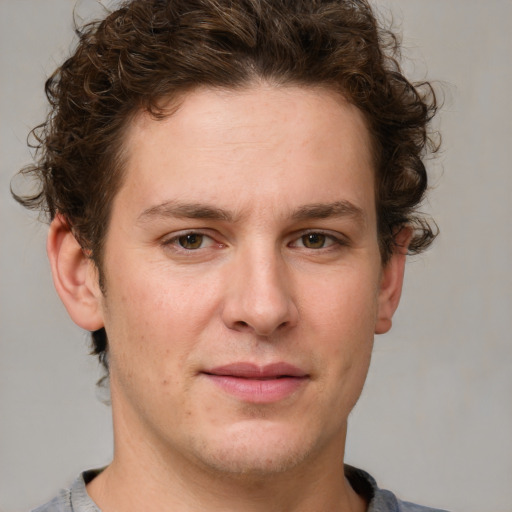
[13,0,444,511]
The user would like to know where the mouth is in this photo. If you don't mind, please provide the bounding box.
[202,362,309,403]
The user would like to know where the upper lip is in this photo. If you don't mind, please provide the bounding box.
[204,362,308,379]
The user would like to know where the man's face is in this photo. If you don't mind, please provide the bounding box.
[97,85,395,476]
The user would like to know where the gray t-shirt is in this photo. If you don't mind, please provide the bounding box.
[32,465,449,512]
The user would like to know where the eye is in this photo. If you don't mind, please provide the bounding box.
[290,231,344,250]
[177,233,206,250]
[162,231,218,252]
[301,233,328,249]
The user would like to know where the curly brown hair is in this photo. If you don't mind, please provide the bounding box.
[12,0,439,366]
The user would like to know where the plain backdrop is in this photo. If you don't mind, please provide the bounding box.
[1,1,511,511]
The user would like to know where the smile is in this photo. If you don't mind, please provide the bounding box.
[203,362,309,403]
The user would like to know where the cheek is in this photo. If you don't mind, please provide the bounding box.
[299,267,379,387]
[301,268,380,338]
[102,260,224,371]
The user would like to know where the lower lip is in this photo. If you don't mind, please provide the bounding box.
[205,375,307,403]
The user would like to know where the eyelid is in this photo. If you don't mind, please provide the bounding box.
[161,229,220,252]
[159,228,348,252]
[288,229,349,249]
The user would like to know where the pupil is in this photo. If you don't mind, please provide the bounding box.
[304,233,325,248]
[179,234,203,249]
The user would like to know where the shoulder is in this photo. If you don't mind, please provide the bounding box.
[31,489,72,512]
[377,488,450,512]
[345,465,450,512]
[30,470,102,512]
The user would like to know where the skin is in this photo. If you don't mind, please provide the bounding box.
[48,84,408,512]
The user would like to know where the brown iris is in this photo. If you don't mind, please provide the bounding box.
[178,233,204,249]
[301,233,326,249]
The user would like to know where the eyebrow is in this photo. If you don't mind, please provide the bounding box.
[137,199,365,225]
[291,201,365,223]
[137,201,235,223]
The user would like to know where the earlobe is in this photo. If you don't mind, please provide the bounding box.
[375,228,412,335]
[47,215,104,331]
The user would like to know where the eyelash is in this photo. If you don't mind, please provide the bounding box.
[161,231,218,253]
[289,230,348,250]
[161,229,348,255]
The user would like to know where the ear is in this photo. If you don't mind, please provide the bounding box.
[375,228,412,335]
[47,215,104,331]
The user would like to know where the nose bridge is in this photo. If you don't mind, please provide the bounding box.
[222,240,298,336]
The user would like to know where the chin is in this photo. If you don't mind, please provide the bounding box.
[187,420,322,478]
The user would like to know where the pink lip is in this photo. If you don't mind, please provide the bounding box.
[202,362,308,403]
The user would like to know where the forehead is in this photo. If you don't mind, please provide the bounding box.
[117,84,376,221]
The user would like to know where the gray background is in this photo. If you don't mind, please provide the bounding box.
[1,1,511,511]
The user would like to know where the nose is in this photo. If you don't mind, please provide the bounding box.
[221,248,299,337]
